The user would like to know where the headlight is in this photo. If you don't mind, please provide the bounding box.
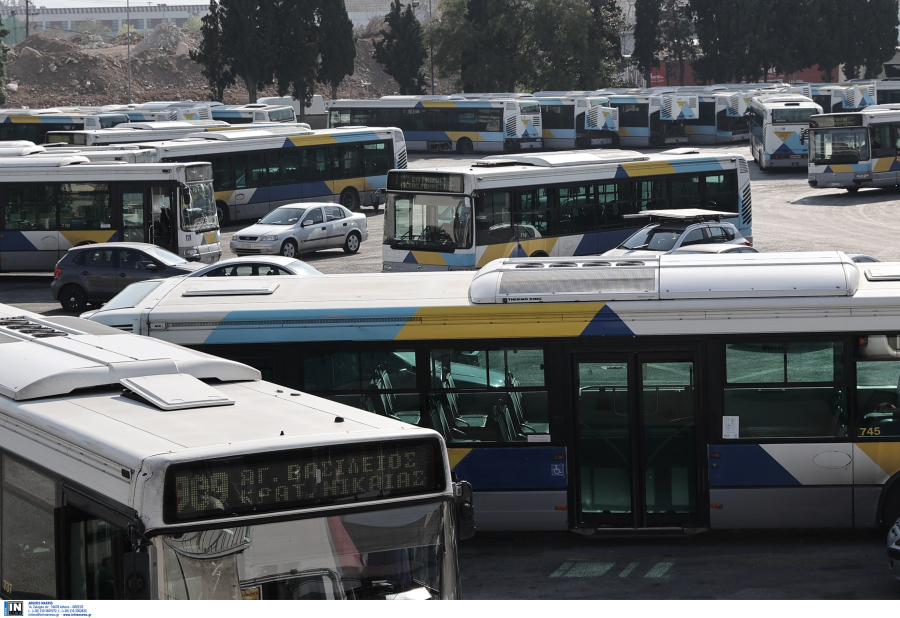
[184,247,200,257]
[260,235,278,241]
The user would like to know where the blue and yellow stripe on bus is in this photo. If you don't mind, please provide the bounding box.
[0,230,117,251]
[448,446,568,490]
[1,115,79,124]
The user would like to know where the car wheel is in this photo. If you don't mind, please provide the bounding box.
[216,202,230,226]
[882,482,900,530]
[280,239,298,258]
[60,284,88,313]
[340,188,360,211]
[457,138,474,155]
[343,231,361,254]
[846,187,860,194]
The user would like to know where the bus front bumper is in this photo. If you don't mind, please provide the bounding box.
[808,171,883,189]
[382,261,473,272]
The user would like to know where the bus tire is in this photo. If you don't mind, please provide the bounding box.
[280,239,298,258]
[60,284,87,313]
[344,231,362,254]
[456,138,474,156]
[846,187,860,194]
[530,251,549,258]
[216,202,230,226]
[340,188,360,211]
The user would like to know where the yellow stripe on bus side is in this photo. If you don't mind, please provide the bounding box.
[59,230,117,248]
[620,161,678,177]
[286,134,339,147]
[856,442,900,477]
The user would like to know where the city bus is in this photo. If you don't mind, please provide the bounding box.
[806,108,900,193]
[809,83,875,114]
[607,93,699,147]
[681,92,752,144]
[530,96,619,149]
[86,251,900,533]
[0,157,220,271]
[378,149,751,271]
[121,104,216,123]
[0,303,469,599]
[874,79,900,105]
[137,126,406,223]
[327,96,542,154]
[210,104,298,124]
[0,109,131,143]
[45,121,236,146]
[748,94,822,169]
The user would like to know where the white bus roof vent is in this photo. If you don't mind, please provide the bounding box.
[120,374,234,410]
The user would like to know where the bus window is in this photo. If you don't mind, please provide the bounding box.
[476,109,502,133]
[636,179,668,211]
[211,155,235,191]
[517,188,553,236]
[301,147,330,182]
[542,105,574,130]
[703,174,737,212]
[59,183,111,231]
[332,145,361,178]
[597,181,635,228]
[617,104,649,128]
[475,191,512,244]
[362,142,392,176]
[6,185,57,230]
[68,515,125,599]
[722,341,846,439]
[671,175,701,209]
[558,184,597,235]
[856,335,900,437]
[266,150,300,185]
[3,457,59,598]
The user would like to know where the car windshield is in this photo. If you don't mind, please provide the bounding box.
[260,208,307,225]
[619,226,684,251]
[809,127,869,164]
[384,194,471,250]
[94,280,162,312]
[142,245,189,266]
[155,501,452,600]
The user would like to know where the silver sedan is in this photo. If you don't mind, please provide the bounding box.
[230,203,369,258]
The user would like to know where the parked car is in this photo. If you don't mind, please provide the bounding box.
[602,210,750,258]
[230,203,368,258]
[889,516,900,581]
[188,255,322,277]
[670,244,759,255]
[52,243,203,312]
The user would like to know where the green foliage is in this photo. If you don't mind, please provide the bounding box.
[116,24,136,36]
[632,0,661,85]
[373,0,427,94]
[317,0,356,100]
[76,20,110,35]
[183,13,203,31]
[190,0,235,102]
[220,0,275,102]
[271,0,321,114]
[659,0,697,85]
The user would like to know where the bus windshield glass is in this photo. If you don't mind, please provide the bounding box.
[156,501,450,600]
[772,108,817,124]
[181,181,217,233]
[809,128,869,164]
[385,194,472,250]
[519,101,540,114]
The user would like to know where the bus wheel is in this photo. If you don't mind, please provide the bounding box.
[530,251,549,258]
[216,202,230,226]
[344,231,362,254]
[280,239,298,258]
[846,187,860,194]
[457,138,474,156]
[60,284,87,313]
[340,188,360,211]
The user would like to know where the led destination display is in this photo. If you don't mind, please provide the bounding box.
[164,439,443,523]
[387,171,465,193]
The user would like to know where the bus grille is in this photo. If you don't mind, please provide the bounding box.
[738,158,749,174]
[532,116,540,128]
[498,269,657,296]
[741,185,752,225]
[397,147,408,168]
[506,117,517,137]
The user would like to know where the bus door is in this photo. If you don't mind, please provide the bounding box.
[573,352,704,529]
[116,185,174,251]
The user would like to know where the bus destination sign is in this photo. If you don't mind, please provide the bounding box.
[810,114,863,128]
[164,439,443,523]
[387,172,465,193]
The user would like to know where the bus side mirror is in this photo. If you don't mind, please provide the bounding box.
[122,551,151,600]
[453,480,475,541]
[799,128,808,145]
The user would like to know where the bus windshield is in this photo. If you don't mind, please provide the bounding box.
[772,108,817,124]
[519,101,540,114]
[181,181,217,233]
[385,194,472,250]
[809,127,869,164]
[156,501,450,600]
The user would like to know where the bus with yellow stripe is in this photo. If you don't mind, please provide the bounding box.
[327,96,542,154]
[0,157,220,271]
[87,252,900,533]
[531,96,620,149]
[748,94,822,170]
[135,126,406,224]
[381,149,751,272]
[0,108,131,143]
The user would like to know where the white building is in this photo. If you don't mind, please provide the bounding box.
[0,2,208,35]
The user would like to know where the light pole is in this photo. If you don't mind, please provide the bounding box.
[159,3,167,24]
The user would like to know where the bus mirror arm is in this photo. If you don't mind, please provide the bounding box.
[453,480,476,540]
[123,524,153,600]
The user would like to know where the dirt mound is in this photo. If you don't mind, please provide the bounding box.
[13,33,80,56]
[134,23,194,54]
[107,32,146,47]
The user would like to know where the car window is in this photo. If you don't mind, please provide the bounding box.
[325,206,346,221]
[724,227,735,241]
[117,249,156,270]
[738,247,758,253]
[680,228,705,246]
[707,227,728,244]
[304,208,324,225]
[78,248,115,268]
[202,264,293,277]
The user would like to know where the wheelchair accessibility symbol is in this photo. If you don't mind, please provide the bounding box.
[550,463,565,477]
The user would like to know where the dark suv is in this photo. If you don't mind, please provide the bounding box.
[51,243,203,312]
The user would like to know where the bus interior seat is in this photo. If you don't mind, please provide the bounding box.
[493,401,524,442]
[441,375,473,428]
[429,399,466,441]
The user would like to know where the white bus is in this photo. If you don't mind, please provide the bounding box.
[135,126,406,223]
[606,93,700,147]
[211,103,298,124]
[258,95,328,128]
[86,252,900,533]
[0,158,220,271]
[681,91,752,144]
[379,149,752,271]
[0,109,131,143]
[531,96,619,149]
[748,94,822,169]
[45,121,236,146]
[327,96,542,154]
[0,304,470,599]
[806,108,900,193]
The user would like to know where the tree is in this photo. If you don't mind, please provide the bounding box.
[0,17,8,106]
[116,24,136,36]
[688,0,746,83]
[659,0,696,86]
[860,0,900,78]
[183,13,203,31]
[317,0,356,100]
[271,0,321,118]
[373,0,427,94]
[220,0,275,102]
[191,0,235,102]
[632,0,662,86]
